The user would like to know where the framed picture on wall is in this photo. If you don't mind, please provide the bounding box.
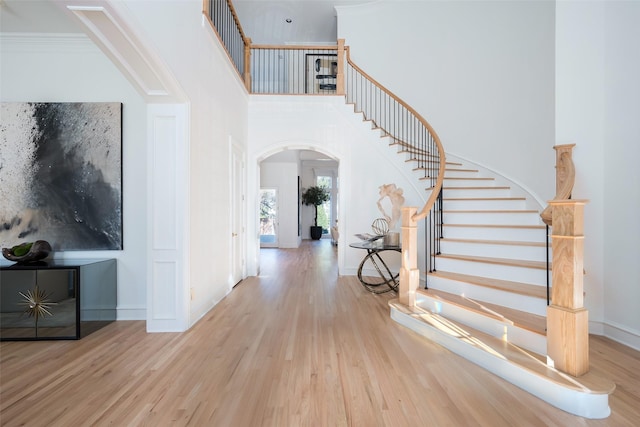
[305,53,337,94]
[0,102,123,251]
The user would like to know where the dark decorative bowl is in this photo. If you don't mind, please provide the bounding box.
[2,240,52,264]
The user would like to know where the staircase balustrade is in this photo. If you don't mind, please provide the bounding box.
[204,0,249,83]
[248,45,340,94]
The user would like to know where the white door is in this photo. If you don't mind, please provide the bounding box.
[231,143,246,286]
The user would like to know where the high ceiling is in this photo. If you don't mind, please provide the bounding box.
[0,0,371,45]
[232,0,371,45]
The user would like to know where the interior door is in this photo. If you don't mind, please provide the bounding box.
[231,143,246,286]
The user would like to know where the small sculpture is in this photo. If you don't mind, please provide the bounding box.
[377,183,405,230]
[2,240,52,264]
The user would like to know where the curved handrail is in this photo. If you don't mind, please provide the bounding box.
[344,47,446,223]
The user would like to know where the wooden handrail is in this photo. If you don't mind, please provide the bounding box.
[344,47,446,223]
[251,44,338,50]
[202,0,251,87]
[223,0,249,45]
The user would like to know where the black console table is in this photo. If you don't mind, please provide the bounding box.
[349,241,401,294]
[0,259,117,341]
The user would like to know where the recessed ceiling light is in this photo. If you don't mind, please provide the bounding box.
[285,18,292,23]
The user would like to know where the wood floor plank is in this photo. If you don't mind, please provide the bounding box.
[1,240,639,426]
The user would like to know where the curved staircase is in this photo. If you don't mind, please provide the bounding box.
[389,155,614,419]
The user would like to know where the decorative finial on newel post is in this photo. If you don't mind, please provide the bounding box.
[541,144,576,225]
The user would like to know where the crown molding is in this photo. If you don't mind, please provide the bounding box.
[0,32,97,53]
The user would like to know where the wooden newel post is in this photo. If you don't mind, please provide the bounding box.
[244,37,252,92]
[546,199,589,376]
[399,207,420,306]
[336,39,345,96]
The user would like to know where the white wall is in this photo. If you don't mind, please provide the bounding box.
[247,96,427,277]
[602,2,640,348]
[556,1,640,349]
[1,0,250,329]
[122,0,249,326]
[337,0,556,203]
[0,34,148,320]
[260,161,300,248]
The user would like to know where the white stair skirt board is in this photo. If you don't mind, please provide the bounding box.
[389,301,613,419]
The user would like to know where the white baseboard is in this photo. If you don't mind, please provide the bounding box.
[600,321,640,351]
[116,306,146,320]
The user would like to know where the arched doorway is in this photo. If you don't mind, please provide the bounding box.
[250,147,343,276]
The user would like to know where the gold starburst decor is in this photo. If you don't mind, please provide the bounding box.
[19,286,57,336]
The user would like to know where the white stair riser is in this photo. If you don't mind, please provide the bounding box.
[443,199,526,210]
[443,188,511,198]
[415,293,546,354]
[444,178,497,187]
[439,240,549,262]
[443,211,542,226]
[444,170,480,178]
[443,225,547,242]
[433,257,549,285]
[425,274,548,317]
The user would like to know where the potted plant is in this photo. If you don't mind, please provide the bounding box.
[301,185,330,240]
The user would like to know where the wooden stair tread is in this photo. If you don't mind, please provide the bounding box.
[435,253,548,270]
[391,301,616,394]
[445,168,479,173]
[444,223,546,229]
[417,288,546,335]
[444,197,526,201]
[443,209,539,214]
[429,270,547,300]
[444,186,510,190]
[444,177,495,181]
[440,237,546,247]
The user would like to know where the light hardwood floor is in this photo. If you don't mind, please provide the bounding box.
[1,240,639,426]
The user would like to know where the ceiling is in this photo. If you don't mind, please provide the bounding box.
[0,0,371,45]
[233,0,371,45]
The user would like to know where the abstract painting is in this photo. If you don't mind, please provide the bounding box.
[0,102,122,250]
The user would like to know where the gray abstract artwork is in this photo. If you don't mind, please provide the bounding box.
[0,102,122,250]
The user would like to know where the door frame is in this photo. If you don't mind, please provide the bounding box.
[230,140,247,287]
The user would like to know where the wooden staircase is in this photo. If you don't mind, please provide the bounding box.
[388,155,614,419]
[339,51,613,418]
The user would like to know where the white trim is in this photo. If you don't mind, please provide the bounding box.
[116,306,146,321]
[0,32,96,53]
[600,321,640,352]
